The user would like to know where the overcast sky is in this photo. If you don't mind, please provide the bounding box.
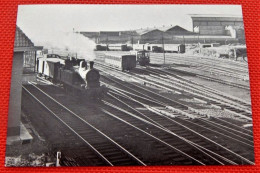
[17,5,243,45]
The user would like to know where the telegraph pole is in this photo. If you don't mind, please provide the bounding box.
[131,35,134,49]
[162,33,165,64]
[106,34,108,51]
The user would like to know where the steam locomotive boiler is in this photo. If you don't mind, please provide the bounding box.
[37,55,107,101]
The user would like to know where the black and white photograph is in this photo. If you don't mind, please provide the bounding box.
[5,4,254,166]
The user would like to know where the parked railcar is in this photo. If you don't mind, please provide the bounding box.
[37,57,64,80]
[95,44,108,51]
[152,46,164,53]
[108,44,129,51]
[104,53,136,71]
[164,44,185,53]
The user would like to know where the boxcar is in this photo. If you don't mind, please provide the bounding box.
[164,44,186,53]
[104,54,136,71]
[96,44,108,51]
[108,44,129,51]
[37,58,64,82]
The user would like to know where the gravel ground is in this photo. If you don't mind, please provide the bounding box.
[5,112,56,167]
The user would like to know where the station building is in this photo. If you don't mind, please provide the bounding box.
[7,26,42,144]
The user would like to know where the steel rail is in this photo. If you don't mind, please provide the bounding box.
[103,99,254,165]
[213,117,253,133]
[150,54,248,76]
[22,86,113,166]
[103,75,252,138]
[105,90,253,164]
[100,65,252,121]
[101,108,206,165]
[106,92,234,165]
[108,90,254,147]
[137,72,252,117]
[145,68,251,108]
[98,63,251,121]
[102,100,240,165]
[26,82,147,166]
[198,118,253,138]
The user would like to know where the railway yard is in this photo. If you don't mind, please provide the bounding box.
[6,51,253,166]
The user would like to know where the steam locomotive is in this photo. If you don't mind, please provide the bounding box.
[36,55,107,101]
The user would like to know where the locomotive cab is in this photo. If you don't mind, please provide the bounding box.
[136,50,150,66]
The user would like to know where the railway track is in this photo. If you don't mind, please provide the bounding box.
[22,83,146,166]
[101,88,254,165]
[150,53,248,75]
[138,67,252,119]
[23,82,210,165]
[100,74,253,140]
[27,74,254,165]
[149,54,249,87]
[165,67,250,90]
[98,72,254,165]
[95,62,252,122]
[23,53,254,166]
[144,67,250,106]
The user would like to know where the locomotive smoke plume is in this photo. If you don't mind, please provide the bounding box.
[40,31,96,61]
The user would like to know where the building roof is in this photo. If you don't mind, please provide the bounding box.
[158,25,192,33]
[99,31,120,36]
[134,25,192,35]
[135,28,163,35]
[14,26,43,52]
[189,14,243,18]
[80,32,99,38]
[189,14,243,22]
[80,25,193,37]
[15,26,34,47]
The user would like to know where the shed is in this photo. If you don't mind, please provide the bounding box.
[7,26,42,143]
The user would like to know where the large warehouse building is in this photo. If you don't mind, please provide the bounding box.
[80,14,245,45]
[80,25,193,44]
[188,14,245,43]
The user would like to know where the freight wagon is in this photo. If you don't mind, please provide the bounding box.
[164,44,185,53]
[37,57,65,81]
[104,53,136,71]
[133,43,185,53]
[108,44,129,51]
[95,44,108,51]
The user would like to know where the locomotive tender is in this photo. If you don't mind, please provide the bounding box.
[36,55,106,100]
